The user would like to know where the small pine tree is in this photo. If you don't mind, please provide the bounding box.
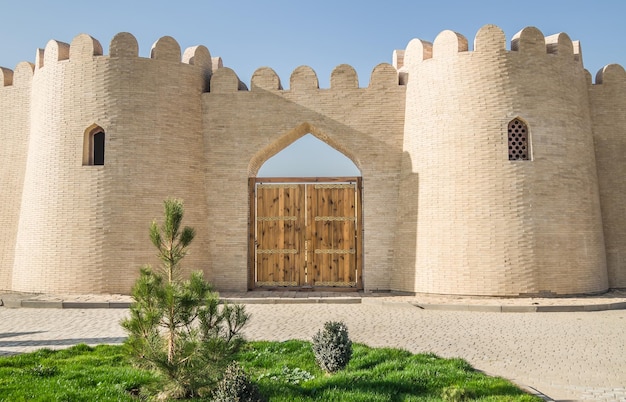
[121,198,249,399]
[312,321,353,373]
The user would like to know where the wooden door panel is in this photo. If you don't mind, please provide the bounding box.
[307,184,358,287]
[255,184,303,286]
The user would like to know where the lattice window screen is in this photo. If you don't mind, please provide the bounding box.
[508,119,530,161]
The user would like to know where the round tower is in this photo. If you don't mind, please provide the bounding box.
[400,25,607,296]
[11,33,211,293]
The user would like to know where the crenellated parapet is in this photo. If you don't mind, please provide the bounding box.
[0,32,217,91]
[211,61,402,93]
[398,25,587,76]
[1,31,405,95]
[1,26,623,94]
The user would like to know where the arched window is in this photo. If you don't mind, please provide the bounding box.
[83,125,105,166]
[508,118,530,161]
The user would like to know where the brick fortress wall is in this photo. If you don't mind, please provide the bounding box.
[0,25,623,295]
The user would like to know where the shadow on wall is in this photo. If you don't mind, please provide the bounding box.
[391,151,418,293]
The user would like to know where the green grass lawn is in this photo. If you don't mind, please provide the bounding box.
[0,342,541,401]
[0,344,155,401]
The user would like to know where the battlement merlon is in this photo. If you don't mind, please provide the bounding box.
[594,63,626,88]
[0,67,12,86]
[0,62,34,87]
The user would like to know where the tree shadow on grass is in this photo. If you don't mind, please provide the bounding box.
[0,336,126,356]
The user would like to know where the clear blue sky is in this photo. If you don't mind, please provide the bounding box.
[1,0,624,177]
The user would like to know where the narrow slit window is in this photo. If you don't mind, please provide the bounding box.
[508,119,530,161]
[93,131,105,165]
[83,125,105,166]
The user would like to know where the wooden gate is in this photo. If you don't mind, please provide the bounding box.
[249,178,362,290]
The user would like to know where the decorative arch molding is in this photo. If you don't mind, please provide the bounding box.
[248,122,362,177]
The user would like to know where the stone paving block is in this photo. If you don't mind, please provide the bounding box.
[1,300,22,308]
[583,304,608,311]
[467,305,503,313]
[108,302,131,309]
[223,298,277,304]
[318,298,361,304]
[608,301,626,310]
[20,300,63,308]
[501,305,537,313]
[535,305,586,312]
[62,302,110,309]
[273,298,315,304]
[417,303,470,311]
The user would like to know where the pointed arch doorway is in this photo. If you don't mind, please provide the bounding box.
[249,134,363,291]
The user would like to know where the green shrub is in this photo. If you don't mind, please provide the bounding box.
[311,321,352,373]
[212,362,266,402]
[441,385,476,401]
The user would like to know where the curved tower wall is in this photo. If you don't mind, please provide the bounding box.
[400,25,607,296]
[0,63,33,289]
[11,34,211,293]
[590,65,626,289]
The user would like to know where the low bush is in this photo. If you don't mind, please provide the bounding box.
[311,321,352,373]
[212,361,266,402]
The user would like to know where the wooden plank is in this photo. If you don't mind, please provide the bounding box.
[313,185,322,285]
[356,177,363,289]
[349,183,357,284]
[321,186,331,284]
[258,185,272,284]
[339,186,348,284]
[284,185,300,284]
[283,187,292,284]
[329,186,338,284]
[248,178,256,290]
[277,186,285,282]
[309,185,316,284]
[296,184,305,285]
[256,185,266,284]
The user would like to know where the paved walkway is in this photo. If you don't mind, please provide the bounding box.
[0,291,625,401]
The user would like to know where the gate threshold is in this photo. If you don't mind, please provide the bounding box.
[222,290,363,304]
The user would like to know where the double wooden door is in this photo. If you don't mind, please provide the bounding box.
[249,178,362,289]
